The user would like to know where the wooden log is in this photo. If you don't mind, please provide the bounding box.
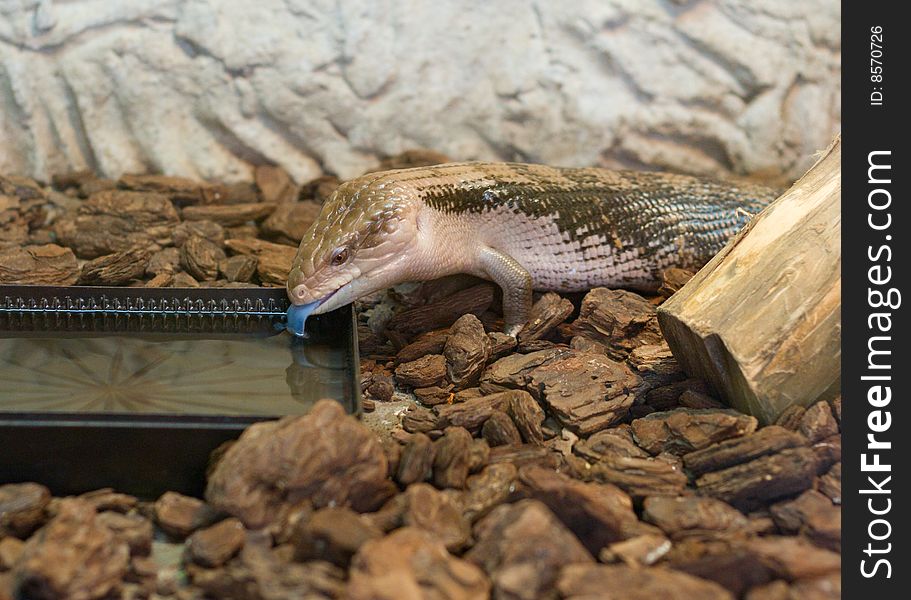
[657,137,840,424]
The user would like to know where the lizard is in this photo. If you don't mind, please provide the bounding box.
[285,162,777,337]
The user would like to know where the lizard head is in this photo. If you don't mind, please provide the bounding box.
[286,173,422,316]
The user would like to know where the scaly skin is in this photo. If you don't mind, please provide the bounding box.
[287,162,777,335]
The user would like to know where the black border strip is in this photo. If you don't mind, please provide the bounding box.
[843,2,908,595]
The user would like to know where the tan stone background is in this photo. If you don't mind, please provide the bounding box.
[0,0,840,184]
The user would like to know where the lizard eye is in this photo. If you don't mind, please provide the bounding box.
[330,247,350,266]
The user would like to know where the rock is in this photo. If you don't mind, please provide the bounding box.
[366,374,396,402]
[455,387,485,402]
[469,438,491,473]
[374,149,453,171]
[206,400,395,527]
[519,466,649,553]
[443,314,491,389]
[0,244,79,285]
[125,557,156,592]
[467,500,593,600]
[223,224,259,240]
[572,288,664,359]
[218,253,257,282]
[642,496,748,536]
[412,382,455,406]
[395,330,449,364]
[301,175,341,204]
[829,395,842,426]
[77,489,138,514]
[384,283,496,338]
[589,456,688,499]
[255,165,297,203]
[118,174,210,205]
[95,512,153,557]
[54,190,178,258]
[401,483,471,551]
[432,427,474,489]
[744,580,790,600]
[600,534,672,567]
[51,170,94,191]
[145,273,174,288]
[0,173,40,198]
[395,354,448,388]
[482,337,514,366]
[664,540,776,597]
[682,425,807,476]
[798,401,839,443]
[254,251,294,285]
[12,500,130,600]
[657,267,696,297]
[769,490,840,551]
[260,200,321,240]
[790,574,842,599]
[517,349,643,435]
[396,433,436,486]
[818,462,841,504]
[1,0,838,186]
[173,219,225,247]
[182,203,275,226]
[627,342,685,389]
[678,389,727,410]
[516,338,558,353]
[348,527,489,600]
[401,406,439,434]
[190,534,346,599]
[644,378,713,411]
[186,518,246,568]
[146,247,181,276]
[0,537,24,571]
[0,483,51,538]
[631,408,758,455]
[434,390,514,433]
[558,564,734,600]
[481,411,523,447]
[745,536,840,581]
[488,444,558,470]
[696,447,819,511]
[179,235,226,281]
[224,240,296,284]
[78,246,152,285]
[775,404,807,431]
[573,429,650,462]
[505,390,545,445]
[170,272,199,287]
[518,292,574,342]
[291,507,382,566]
[812,435,840,477]
[79,178,117,197]
[398,276,488,310]
[0,223,29,250]
[462,464,519,522]
[153,492,220,539]
[481,347,567,390]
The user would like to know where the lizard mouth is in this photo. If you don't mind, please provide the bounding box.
[285,289,339,337]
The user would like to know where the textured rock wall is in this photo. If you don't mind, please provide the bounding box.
[0,0,839,184]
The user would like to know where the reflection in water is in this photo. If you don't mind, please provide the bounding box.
[0,334,349,416]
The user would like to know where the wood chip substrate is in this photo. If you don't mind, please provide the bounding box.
[0,156,840,599]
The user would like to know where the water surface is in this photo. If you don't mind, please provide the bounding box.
[0,334,349,417]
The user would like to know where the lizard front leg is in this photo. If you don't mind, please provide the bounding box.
[477,246,533,337]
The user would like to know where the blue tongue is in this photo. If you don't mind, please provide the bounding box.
[285,301,321,337]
